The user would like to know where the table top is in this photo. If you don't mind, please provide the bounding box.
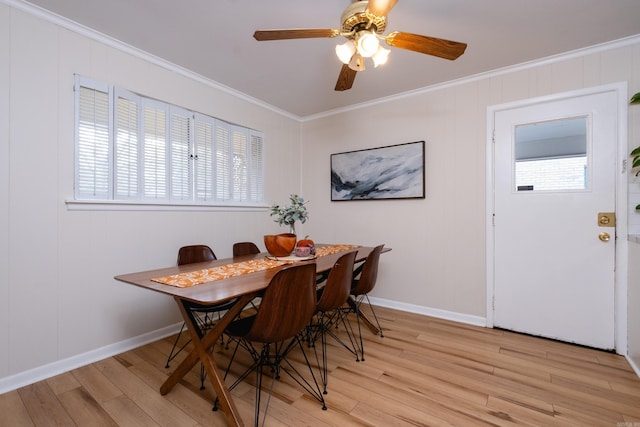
[114,245,381,306]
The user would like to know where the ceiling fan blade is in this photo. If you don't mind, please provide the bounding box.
[366,0,399,17]
[335,65,357,91]
[385,31,467,60]
[253,29,339,41]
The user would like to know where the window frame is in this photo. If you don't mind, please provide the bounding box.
[70,75,266,211]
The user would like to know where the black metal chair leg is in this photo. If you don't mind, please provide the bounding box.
[364,295,384,338]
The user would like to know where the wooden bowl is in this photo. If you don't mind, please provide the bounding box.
[264,233,296,257]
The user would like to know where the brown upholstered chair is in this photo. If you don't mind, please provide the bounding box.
[346,244,385,361]
[232,241,260,257]
[217,263,325,425]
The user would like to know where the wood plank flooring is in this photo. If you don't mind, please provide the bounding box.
[2,306,640,426]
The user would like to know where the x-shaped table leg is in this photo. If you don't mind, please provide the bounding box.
[160,293,256,427]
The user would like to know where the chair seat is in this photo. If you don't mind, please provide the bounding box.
[225,314,256,338]
[184,298,238,313]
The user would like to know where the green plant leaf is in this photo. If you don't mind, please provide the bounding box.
[631,92,640,105]
[270,194,309,230]
[632,146,640,156]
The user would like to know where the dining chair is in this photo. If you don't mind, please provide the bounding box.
[308,250,358,393]
[216,263,325,426]
[231,241,262,311]
[345,244,385,361]
[176,244,217,265]
[232,241,260,257]
[165,245,238,389]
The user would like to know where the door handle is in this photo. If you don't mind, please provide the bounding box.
[598,232,610,242]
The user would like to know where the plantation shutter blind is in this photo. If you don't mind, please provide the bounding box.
[194,115,215,202]
[142,100,168,200]
[249,131,264,203]
[170,107,192,201]
[232,126,248,202]
[114,89,139,200]
[215,122,231,201]
[76,84,111,199]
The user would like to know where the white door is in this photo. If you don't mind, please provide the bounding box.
[492,87,619,350]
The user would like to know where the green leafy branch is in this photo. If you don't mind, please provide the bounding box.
[270,194,309,232]
[631,91,640,209]
[632,145,640,177]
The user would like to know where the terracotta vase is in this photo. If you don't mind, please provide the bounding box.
[264,233,296,257]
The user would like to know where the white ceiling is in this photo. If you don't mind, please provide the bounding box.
[20,0,640,118]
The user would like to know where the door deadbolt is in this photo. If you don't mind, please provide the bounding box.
[598,212,616,227]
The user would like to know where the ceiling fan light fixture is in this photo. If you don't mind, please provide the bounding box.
[348,53,365,71]
[372,46,390,67]
[356,31,379,57]
[335,40,356,64]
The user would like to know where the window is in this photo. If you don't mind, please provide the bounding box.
[513,116,588,192]
[74,75,264,207]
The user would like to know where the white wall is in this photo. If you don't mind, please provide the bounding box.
[300,83,488,319]
[0,3,11,388]
[0,4,302,389]
[2,1,640,391]
[300,39,640,358]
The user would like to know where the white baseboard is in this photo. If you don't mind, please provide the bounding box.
[626,355,640,379]
[368,296,487,327]
[0,322,182,395]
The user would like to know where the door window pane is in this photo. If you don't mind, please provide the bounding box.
[514,117,588,191]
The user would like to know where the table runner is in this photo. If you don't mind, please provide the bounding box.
[151,244,359,288]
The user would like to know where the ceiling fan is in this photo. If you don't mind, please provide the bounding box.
[253,0,467,91]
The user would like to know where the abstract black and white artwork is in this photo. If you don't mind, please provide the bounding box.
[331,141,425,201]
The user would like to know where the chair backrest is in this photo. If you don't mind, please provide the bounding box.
[317,251,357,313]
[245,263,317,343]
[177,245,217,265]
[351,244,384,296]
[232,241,260,257]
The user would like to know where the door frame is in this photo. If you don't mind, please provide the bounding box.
[485,82,629,354]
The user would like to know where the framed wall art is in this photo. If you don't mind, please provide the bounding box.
[331,140,425,201]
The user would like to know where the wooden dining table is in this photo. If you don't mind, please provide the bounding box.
[114,245,384,427]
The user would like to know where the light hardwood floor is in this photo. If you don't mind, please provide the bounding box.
[2,306,640,426]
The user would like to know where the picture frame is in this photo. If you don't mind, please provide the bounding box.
[331,141,425,201]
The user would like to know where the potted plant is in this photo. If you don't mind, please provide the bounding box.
[264,194,309,257]
[631,91,640,209]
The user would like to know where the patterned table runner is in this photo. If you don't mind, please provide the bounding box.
[152,244,359,288]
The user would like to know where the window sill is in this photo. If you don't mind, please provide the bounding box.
[65,199,270,212]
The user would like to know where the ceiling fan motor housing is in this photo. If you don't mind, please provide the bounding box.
[341,1,387,34]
